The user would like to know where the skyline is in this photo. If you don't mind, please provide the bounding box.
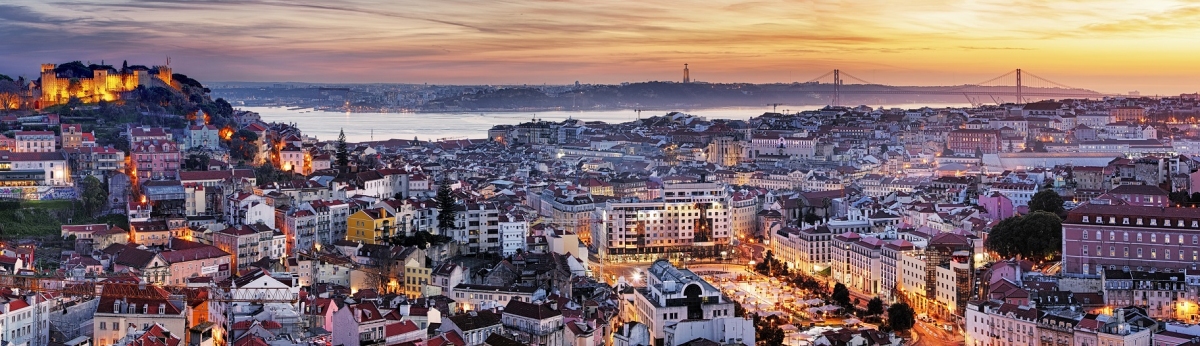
[3,0,1200,94]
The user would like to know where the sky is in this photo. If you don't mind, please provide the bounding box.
[2,0,1199,94]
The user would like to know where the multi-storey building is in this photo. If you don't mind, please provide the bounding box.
[13,131,55,153]
[729,190,759,240]
[63,146,124,181]
[748,130,817,160]
[284,209,318,253]
[1,151,72,188]
[925,232,975,320]
[331,302,388,346]
[452,202,500,255]
[299,199,350,246]
[947,129,1000,156]
[213,224,284,269]
[158,239,232,285]
[500,214,529,257]
[130,139,180,180]
[831,233,884,298]
[1102,270,1191,319]
[60,124,83,149]
[1110,106,1146,123]
[346,207,395,245]
[185,124,221,151]
[1061,201,1200,276]
[451,284,539,311]
[93,285,187,346]
[599,180,733,262]
[501,300,565,346]
[633,260,737,345]
[539,185,595,246]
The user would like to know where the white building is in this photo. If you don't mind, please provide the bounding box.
[500,214,529,257]
[632,260,738,345]
[1,151,71,187]
[599,181,734,262]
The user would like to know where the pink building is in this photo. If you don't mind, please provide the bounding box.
[1061,200,1200,276]
[131,139,180,180]
[977,191,1016,221]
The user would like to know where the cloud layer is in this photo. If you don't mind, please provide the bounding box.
[2,0,1199,94]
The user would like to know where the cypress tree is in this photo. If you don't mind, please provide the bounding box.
[436,177,458,233]
[335,128,349,167]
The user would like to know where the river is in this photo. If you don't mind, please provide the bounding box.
[246,103,970,143]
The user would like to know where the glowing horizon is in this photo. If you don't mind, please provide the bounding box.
[2,0,1199,94]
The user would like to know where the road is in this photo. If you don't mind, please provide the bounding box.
[910,319,965,346]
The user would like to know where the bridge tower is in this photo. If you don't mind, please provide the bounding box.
[833,69,842,107]
[1016,68,1022,105]
[683,64,691,83]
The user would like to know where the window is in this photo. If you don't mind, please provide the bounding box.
[1137,233,1142,242]
[1124,247,1129,257]
[1151,234,1156,243]
[1124,232,1129,241]
[1110,247,1115,256]
[1084,232,1089,240]
[1110,232,1115,241]
[1136,248,1142,258]
[1083,247,1089,256]
[1152,249,1157,259]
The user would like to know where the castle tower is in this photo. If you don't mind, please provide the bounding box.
[683,64,691,83]
[153,65,173,87]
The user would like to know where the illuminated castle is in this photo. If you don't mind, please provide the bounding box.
[36,62,174,107]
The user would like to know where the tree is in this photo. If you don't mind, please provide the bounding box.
[1170,191,1191,206]
[335,128,350,167]
[886,302,916,332]
[866,297,885,317]
[1028,189,1064,215]
[1192,192,1200,203]
[184,153,210,171]
[435,177,458,233]
[985,211,1062,261]
[230,129,259,162]
[80,176,108,216]
[832,283,852,310]
[803,208,821,225]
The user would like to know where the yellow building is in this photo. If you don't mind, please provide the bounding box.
[403,256,430,298]
[346,207,394,245]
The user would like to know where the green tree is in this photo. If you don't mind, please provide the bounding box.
[985,211,1062,261]
[335,128,350,167]
[1028,189,1065,215]
[1170,191,1191,206]
[184,153,210,171]
[867,297,885,317]
[803,208,822,225]
[435,177,458,233]
[886,302,916,332]
[230,129,259,162]
[80,175,108,216]
[832,283,852,310]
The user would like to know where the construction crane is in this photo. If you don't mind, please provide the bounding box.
[0,273,298,346]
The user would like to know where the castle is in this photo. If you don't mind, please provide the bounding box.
[36,63,174,108]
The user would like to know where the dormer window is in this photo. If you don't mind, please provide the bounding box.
[1110,216,1117,224]
[1151,219,1157,226]
[1123,218,1129,225]
[1083,216,1090,223]
[1136,218,1143,225]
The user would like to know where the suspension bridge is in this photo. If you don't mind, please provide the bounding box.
[796,69,1108,107]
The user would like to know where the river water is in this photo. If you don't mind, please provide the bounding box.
[247,103,970,143]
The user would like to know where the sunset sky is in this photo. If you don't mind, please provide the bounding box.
[2,0,1199,94]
